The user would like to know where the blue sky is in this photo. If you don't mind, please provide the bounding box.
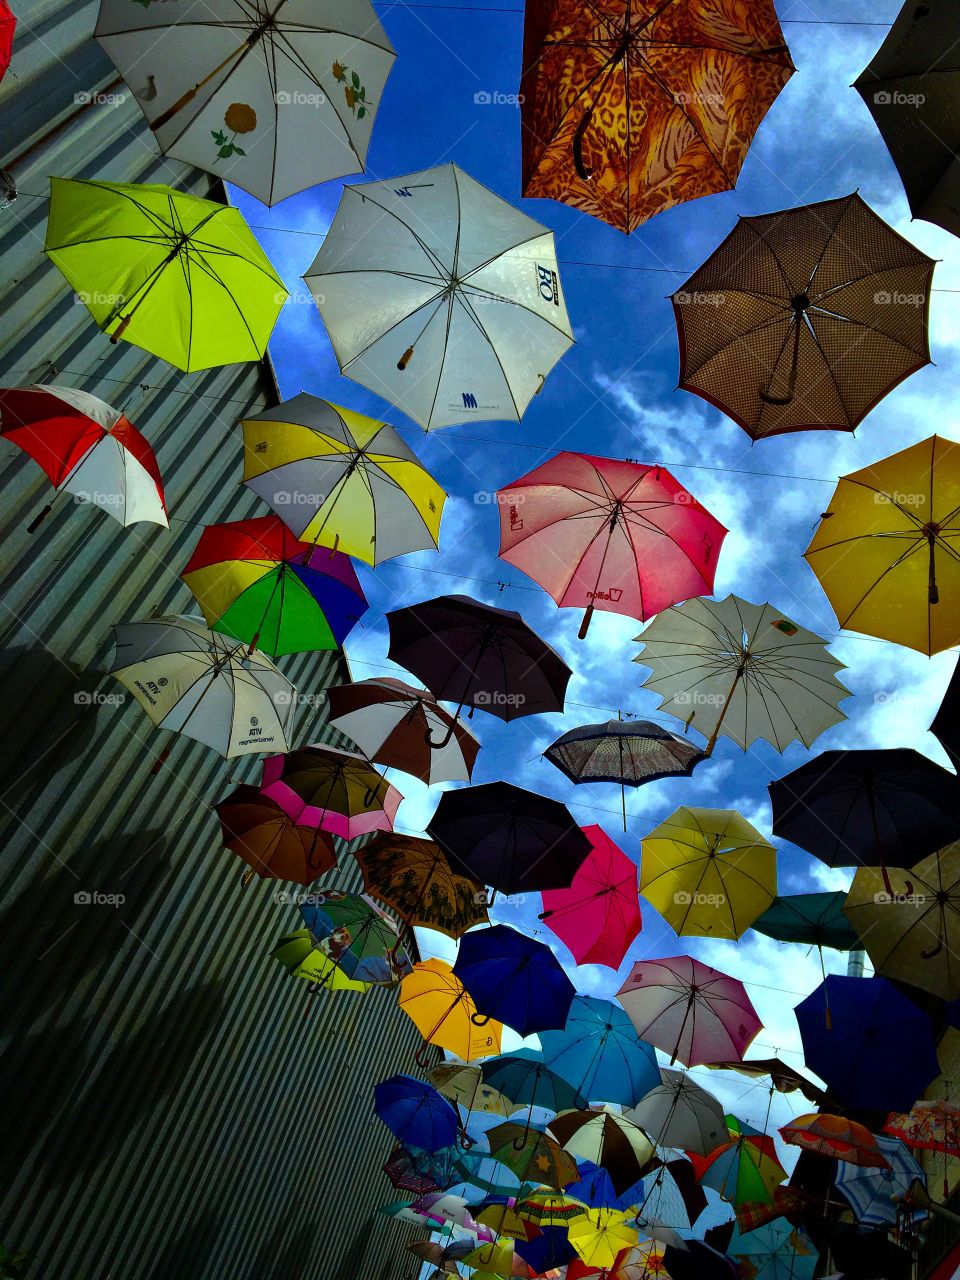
[230,0,959,1155]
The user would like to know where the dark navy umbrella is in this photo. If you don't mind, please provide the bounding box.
[374,1074,460,1153]
[514,1224,578,1272]
[931,657,959,769]
[663,1239,739,1280]
[453,924,576,1036]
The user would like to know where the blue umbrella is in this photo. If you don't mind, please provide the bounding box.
[481,1049,587,1114]
[452,1147,524,1196]
[514,1224,578,1272]
[375,1074,460,1152]
[794,975,940,1112]
[453,924,576,1036]
[834,1133,928,1228]
[566,1159,643,1210]
[536,994,660,1105]
[726,1219,818,1280]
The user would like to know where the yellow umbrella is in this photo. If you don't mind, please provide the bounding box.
[516,1189,590,1227]
[399,958,503,1064]
[640,807,777,939]
[569,1208,639,1269]
[462,1240,518,1275]
[804,435,960,655]
[474,1202,528,1240]
[428,1061,515,1117]
[270,929,371,993]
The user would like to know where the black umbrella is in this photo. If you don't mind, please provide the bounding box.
[769,748,960,894]
[662,1239,738,1280]
[386,594,571,748]
[426,781,591,895]
[931,657,959,770]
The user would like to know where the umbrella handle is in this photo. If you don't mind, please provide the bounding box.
[26,502,53,533]
[470,1011,492,1027]
[921,937,944,960]
[573,111,594,180]
[397,346,415,370]
[577,604,594,639]
[425,720,457,751]
[241,866,255,888]
[414,1040,433,1069]
[109,314,133,345]
[759,309,802,405]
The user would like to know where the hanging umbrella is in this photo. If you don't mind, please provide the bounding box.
[354,832,487,943]
[633,595,849,754]
[833,1135,927,1228]
[496,454,726,636]
[804,435,960,655]
[109,615,296,757]
[518,0,793,234]
[299,889,411,986]
[270,928,371,993]
[568,1210,639,1269]
[751,892,860,951]
[387,595,572,742]
[241,393,445,564]
[536,996,660,1108]
[548,1110,655,1197]
[384,1143,460,1196]
[0,0,15,82]
[400,959,503,1066]
[854,0,960,240]
[931,658,959,770]
[429,1062,514,1118]
[639,807,777,941]
[427,782,591,896]
[671,192,935,439]
[565,1161,643,1214]
[327,678,479,784]
[303,162,574,431]
[516,1190,590,1227]
[662,1239,738,1280]
[94,0,395,207]
[374,1074,461,1153]
[624,1068,726,1156]
[181,514,366,656]
[44,178,286,371]
[515,1225,579,1273]
[794,975,940,1112]
[215,784,336,886]
[538,828,642,970]
[487,1121,579,1190]
[453,925,577,1037]
[688,1116,786,1208]
[885,1101,960,1157]
[633,1158,708,1231]
[703,1060,825,1107]
[260,744,402,840]
[779,1115,890,1170]
[726,1220,817,1280]
[406,1239,469,1273]
[481,1051,587,1125]
[616,956,762,1067]
[0,384,166,530]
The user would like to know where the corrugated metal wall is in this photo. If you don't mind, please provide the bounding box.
[0,7,437,1279]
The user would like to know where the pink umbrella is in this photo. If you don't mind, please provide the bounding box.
[538,825,642,968]
[616,956,761,1067]
[259,744,402,841]
[496,452,727,637]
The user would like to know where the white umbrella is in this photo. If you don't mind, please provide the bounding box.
[633,594,849,754]
[94,0,395,206]
[625,1068,727,1156]
[110,615,297,758]
[304,162,575,430]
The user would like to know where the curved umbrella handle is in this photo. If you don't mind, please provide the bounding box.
[921,937,944,960]
[414,1040,433,1069]
[573,111,594,181]
[425,719,457,751]
[471,1011,492,1027]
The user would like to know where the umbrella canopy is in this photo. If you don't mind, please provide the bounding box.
[240,393,445,564]
[109,615,296,757]
[429,1062,514,1117]
[516,1224,579,1272]
[327,678,479,785]
[538,827,642,970]
[516,1189,591,1226]
[854,0,960,240]
[303,163,574,430]
[671,192,934,439]
[427,782,591,896]
[833,1134,926,1228]
[616,956,762,1067]
[400,959,503,1063]
[384,1143,460,1196]
[662,1239,738,1280]
[496,454,726,633]
[634,595,849,754]
[804,435,960,655]
[44,178,286,371]
[931,658,959,769]
[299,890,411,986]
[260,744,402,840]
[546,721,705,791]
[270,928,370,993]
[537,996,660,1108]
[453,925,577,1037]
[374,1074,461,1153]
[779,1114,890,1169]
[486,1121,579,1190]
[634,1158,708,1231]
[625,1068,726,1156]
[548,1110,655,1196]
[0,383,166,528]
[639,807,777,941]
[181,514,366,656]
[751,892,860,952]
[794,975,940,1112]
[688,1116,786,1207]
[704,1059,825,1107]
[94,0,395,206]
[481,1050,587,1117]
[215,784,336,885]
[885,1101,960,1158]
[0,0,15,81]
[568,1209,639,1269]
[518,0,793,234]
[726,1220,817,1280]
[354,833,487,941]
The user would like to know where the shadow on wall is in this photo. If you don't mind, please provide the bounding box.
[0,647,91,800]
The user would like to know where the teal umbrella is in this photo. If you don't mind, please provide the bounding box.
[751,892,860,950]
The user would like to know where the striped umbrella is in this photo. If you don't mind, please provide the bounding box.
[260,744,402,840]
[833,1134,926,1228]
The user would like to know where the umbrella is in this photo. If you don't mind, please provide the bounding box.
[536,996,660,1108]
[833,1134,926,1228]
[384,1143,460,1196]
[662,1239,738,1280]
[269,929,370,993]
[0,383,166,530]
[703,1060,825,1107]
[215,784,336,885]
[453,925,577,1037]
[516,1190,590,1226]
[726,1220,817,1280]
[303,163,574,430]
[44,178,286,371]
[779,1114,890,1169]
[884,1100,960,1197]
[181,515,366,656]
[616,956,762,1067]
[854,0,960,240]
[299,890,411,986]
[633,595,849,754]
[842,843,960,999]
[400,960,503,1066]
[548,1110,655,1196]
[496,454,726,636]
[624,1068,726,1156]
[639,807,777,941]
[751,892,860,952]
[241,393,445,565]
[374,1074,460,1153]
[260,744,402,840]
[0,0,15,82]
[515,1225,579,1273]
[565,1161,643,1213]
[427,782,591,896]
[109,615,296,757]
[804,435,960,655]
[568,1210,639,1269]
[671,192,934,439]
[688,1116,786,1208]
[518,0,793,234]
[633,1158,708,1231]
[429,1062,514,1117]
[481,1051,587,1124]
[386,595,572,743]
[486,1121,579,1190]
[794,975,940,1112]
[354,832,487,942]
[538,827,642,970]
[931,658,959,769]
[94,0,395,206]
[327,678,479,785]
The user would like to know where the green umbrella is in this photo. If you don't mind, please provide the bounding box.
[751,892,860,951]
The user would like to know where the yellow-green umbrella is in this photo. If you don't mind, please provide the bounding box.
[44,178,287,371]
[270,929,371,993]
[568,1208,639,1268]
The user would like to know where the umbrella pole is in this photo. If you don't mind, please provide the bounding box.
[703,666,744,756]
[151,37,257,131]
[818,945,832,1030]
[925,526,940,605]
[426,632,494,750]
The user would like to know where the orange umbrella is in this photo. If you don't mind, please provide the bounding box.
[779,1113,890,1169]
